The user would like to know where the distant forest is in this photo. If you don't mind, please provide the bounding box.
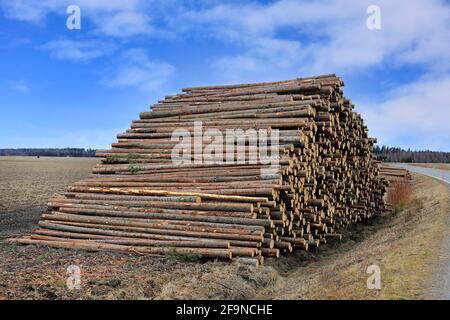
[374,146,450,163]
[0,148,96,157]
[1,147,449,162]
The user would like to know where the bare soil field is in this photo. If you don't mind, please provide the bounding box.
[0,157,449,299]
[0,157,98,238]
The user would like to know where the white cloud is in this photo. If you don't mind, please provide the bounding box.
[0,0,155,37]
[214,37,303,83]
[3,0,450,73]
[42,39,116,61]
[93,11,152,37]
[0,0,63,24]
[360,74,450,150]
[179,0,450,79]
[7,80,30,93]
[104,48,175,92]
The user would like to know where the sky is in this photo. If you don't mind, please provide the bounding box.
[0,0,449,151]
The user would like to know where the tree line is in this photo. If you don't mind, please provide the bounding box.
[0,148,96,157]
[373,146,450,163]
[1,146,449,162]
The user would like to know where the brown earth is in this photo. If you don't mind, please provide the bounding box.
[0,156,98,239]
[0,157,449,299]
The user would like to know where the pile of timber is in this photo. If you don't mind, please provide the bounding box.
[9,74,390,266]
[379,165,412,181]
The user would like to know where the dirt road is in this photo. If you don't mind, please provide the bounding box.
[392,163,450,299]
[428,206,450,300]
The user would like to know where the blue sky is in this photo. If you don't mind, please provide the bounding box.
[0,0,449,151]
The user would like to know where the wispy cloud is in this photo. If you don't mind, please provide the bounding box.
[360,74,450,150]
[41,39,116,61]
[92,10,153,38]
[4,0,450,72]
[103,48,175,92]
[178,0,450,79]
[0,0,156,37]
[214,37,303,83]
[0,0,63,24]
[7,80,30,93]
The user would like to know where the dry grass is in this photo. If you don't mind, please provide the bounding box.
[388,180,413,213]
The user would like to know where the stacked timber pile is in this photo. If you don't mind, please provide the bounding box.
[9,74,390,266]
[379,165,412,181]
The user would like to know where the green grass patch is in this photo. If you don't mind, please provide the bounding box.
[166,246,203,262]
[128,164,140,175]
[102,155,120,164]
[393,202,407,214]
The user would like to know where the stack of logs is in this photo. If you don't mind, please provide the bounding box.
[9,74,391,266]
[379,165,412,181]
